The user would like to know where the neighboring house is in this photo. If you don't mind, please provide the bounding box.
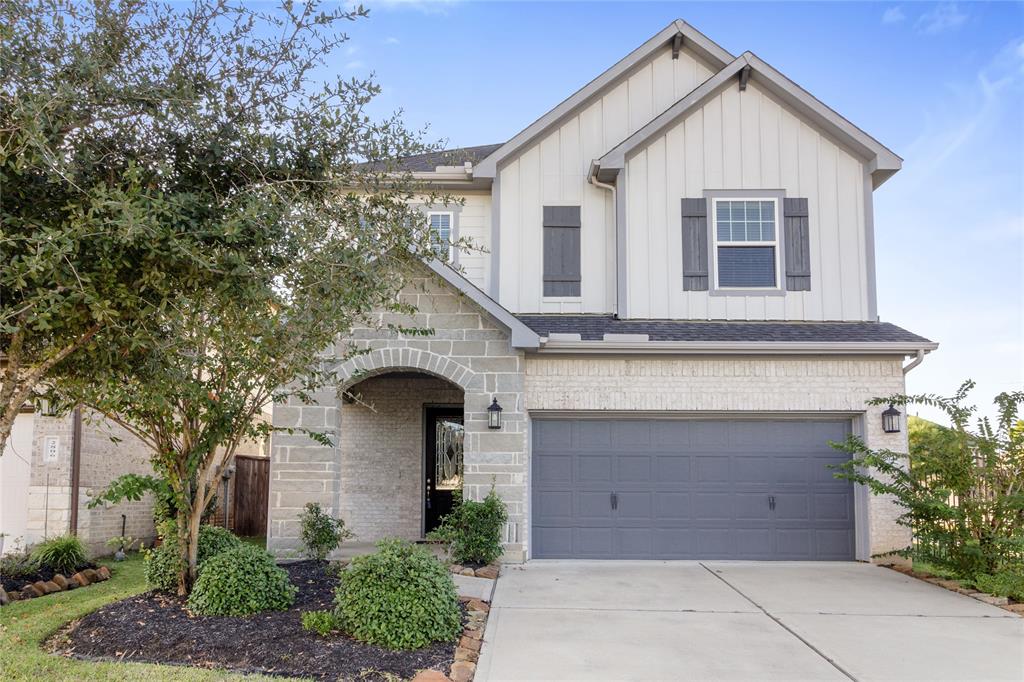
[267,20,936,563]
[0,407,156,557]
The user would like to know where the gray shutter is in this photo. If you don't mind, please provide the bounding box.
[543,206,581,296]
[681,198,709,291]
[783,198,811,291]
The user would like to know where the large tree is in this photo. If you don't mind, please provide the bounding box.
[6,0,453,593]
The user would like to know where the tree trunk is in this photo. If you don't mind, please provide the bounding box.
[176,500,205,596]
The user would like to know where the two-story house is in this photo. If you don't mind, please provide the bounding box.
[267,20,936,563]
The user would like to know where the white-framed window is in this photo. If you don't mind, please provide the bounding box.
[712,198,781,289]
[427,211,453,260]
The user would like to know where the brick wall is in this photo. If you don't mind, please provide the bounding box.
[26,410,156,557]
[338,374,462,541]
[269,270,528,560]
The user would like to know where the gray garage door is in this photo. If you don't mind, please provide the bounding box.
[531,419,854,560]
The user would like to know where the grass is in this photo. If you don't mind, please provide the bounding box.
[0,552,295,681]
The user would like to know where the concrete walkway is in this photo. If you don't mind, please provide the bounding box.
[476,561,1023,681]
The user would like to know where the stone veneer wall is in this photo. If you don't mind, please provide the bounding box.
[523,355,911,559]
[269,271,529,561]
[338,374,462,541]
[26,411,156,556]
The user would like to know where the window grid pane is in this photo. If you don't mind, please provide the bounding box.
[716,200,776,243]
[429,213,451,257]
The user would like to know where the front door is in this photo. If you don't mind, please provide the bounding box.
[425,408,464,534]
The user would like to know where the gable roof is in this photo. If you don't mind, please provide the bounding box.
[390,144,503,173]
[473,20,734,179]
[594,52,902,188]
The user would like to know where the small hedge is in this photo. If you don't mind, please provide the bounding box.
[187,544,297,616]
[298,502,354,561]
[428,488,507,565]
[144,524,244,592]
[335,539,460,650]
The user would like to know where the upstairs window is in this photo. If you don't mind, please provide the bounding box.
[427,211,453,259]
[712,199,780,289]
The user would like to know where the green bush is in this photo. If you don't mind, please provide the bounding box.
[144,524,244,592]
[301,609,342,636]
[0,548,36,579]
[831,382,1024,578]
[971,572,1024,602]
[428,488,507,565]
[298,502,354,561]
[187,544,297,616]
[335,539,460,650]
[29,535,87,575]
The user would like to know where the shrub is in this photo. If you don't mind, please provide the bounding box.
[144,524,243,591]
[302,609,343,636]
[298,502,354,561]
[335,539,460,650]
[187,544,297,616]
[428,488,507,565]
[29,535,87,574]
[831,382,1024,578]
[0,548,36,579]
[971,572,1024,602]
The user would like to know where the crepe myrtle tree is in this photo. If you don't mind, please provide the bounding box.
[18,0,464,594]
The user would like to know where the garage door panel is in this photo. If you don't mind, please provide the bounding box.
[654,492,691,519]
[578,420,611,447]
[612,420,651,447]
[655,455,691,482]
[576,527,614,555]
[578,455,612,482]
[616,455,652,482]
[532,418,854,560]
[535,419,573,447]
[577,491,614,520]
[535,490,573,518]
[535,454,572,482]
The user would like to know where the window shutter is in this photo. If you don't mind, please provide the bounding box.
[681,198,709,291]
[783,198,811,291]
[543,206,581,297]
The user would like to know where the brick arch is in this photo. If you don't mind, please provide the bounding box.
[335,347,478,394]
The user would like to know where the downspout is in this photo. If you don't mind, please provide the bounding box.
[69,406,82,535]
[902,349,925,375]
[588,161,618,315]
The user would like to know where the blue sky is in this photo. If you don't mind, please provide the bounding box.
[338,0,1023,424]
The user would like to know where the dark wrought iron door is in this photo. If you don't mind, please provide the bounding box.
[425,408,464,534]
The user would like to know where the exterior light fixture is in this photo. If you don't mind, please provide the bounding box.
[487,397,503,430]
[882,404,902,434]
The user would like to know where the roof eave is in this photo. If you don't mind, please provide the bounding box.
[424,260,541,349]
[534,340,939,355]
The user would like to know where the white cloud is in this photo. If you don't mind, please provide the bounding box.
[345,44,359,56]
[384,36,401,45]
[915,3,968,35]
[882,6,905,24]
[345,60,366,71]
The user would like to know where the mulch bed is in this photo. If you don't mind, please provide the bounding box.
[52,560,458,681]
[1,561,96,593]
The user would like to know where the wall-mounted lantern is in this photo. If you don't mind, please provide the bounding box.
[487,397,503,430]
[882,404,902,434]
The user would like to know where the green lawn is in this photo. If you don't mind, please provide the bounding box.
[0,552,288,681]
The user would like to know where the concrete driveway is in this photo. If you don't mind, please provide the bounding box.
[475,561,1023,681]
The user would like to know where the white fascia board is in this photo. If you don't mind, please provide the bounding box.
[534,339,939,356]
[595,52,902,188]
[474,20,734,179]
[424,259,541,349]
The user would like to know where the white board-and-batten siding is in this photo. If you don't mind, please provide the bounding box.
[623,79,869,321]
[497,45,716,315]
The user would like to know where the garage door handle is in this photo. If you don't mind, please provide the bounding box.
[768,495,775,511]
[611,492,618,510]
